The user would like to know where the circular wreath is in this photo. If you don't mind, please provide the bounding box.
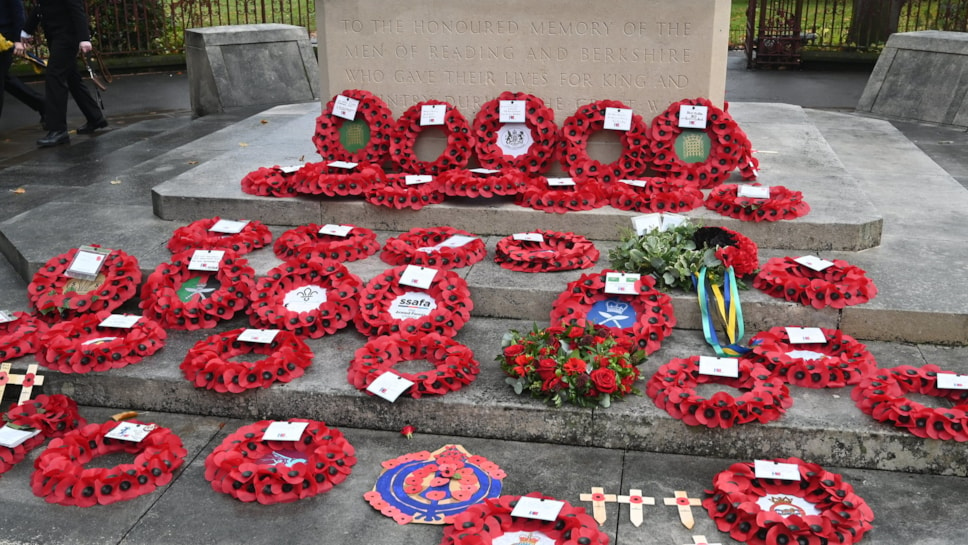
[28,246,141,320]
[550,269,676,355]
[515,176,607,213]
[248,260,363,338]
[746,327,876,388]
[181,328,313,393]
[608,177,704,213]
[852,364,968,441]
[705,183,810,222]
[31,420,187,507]
[139,250,255,330]
[0,311,49,361]
[167,216,272,255]
[441,493,609,545]
[380,227,486,270]
[494,230,599,273]
[354,265,473,338]
[472,91,559,175]
[703,457,875,545]
[313,89,393,163]
[35,311,167,374]
[364,173,446,210]
[291,161,385,197]
[273,224,379,263]
[389,100,471,174]
[204,419,356,504]
[240,165,299,198]
[753,257,878,310]
[649,97,749,189]
[1,394,84,475]
[438,168,528,198]
[348,332,480,398]
[646,356,793,428]
[559,99,651,184]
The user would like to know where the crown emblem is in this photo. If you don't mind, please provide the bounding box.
[605,300,629,314]
[767,495,806,518]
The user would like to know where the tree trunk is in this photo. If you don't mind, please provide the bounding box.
[848,0,906,48]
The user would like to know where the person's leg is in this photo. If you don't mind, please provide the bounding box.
[5,74,46,118]
[42,40,73,133]
[66,60,104,128]
[0,47,11,118]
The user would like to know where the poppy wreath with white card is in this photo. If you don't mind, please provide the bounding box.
[31,420,187,507]
[354,265,473,338]
[139,250,255,330]
[180,328,313,393]
[438,167,528,198]
[704,183,810,222]
[166,216,272,256]
[380,227,486,270]
[703,457,875,545]
[35,311,167,374]
[389,100,472,174]
[559,99,651,184]
[746,327,876,388]
[494,230,599,273]
[0,311,49,361]
[753,257,878,309]
[313,89,393,164]
[291,161,385,197]
[240,165,300,198]
[472,91,559,175]
[364,173,446,210]
[515,176,608,213]
[0,394,84,475]
[608,176,704,213]
[273,224,380,264]
[204,419,357,505]
[347,332,480,398]
[248,260,363,338]
[646,356,793,428]
[28,246,141,320]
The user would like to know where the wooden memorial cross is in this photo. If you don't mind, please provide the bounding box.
[0,362,44,404]
[616,488,655,527]
[664,490,702,529]
[579,486,617,526]
[685,536,722,545]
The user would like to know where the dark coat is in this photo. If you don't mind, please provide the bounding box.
[0,0,27,40]
[23,0,91,42]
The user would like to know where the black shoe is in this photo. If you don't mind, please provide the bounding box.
[37,131,70,147]
[77,118,108,134]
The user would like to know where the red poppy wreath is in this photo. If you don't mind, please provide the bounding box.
[354,265,473,338]
[852,364,968,441]
[646,356,793,428]
[0,311,49,361]
[753,257,878,309]
[248,260,363,338]
[494,230,598,273]
[1,394,84,475]
[166,216,272,256]
[240,165,300,198]
[550,269,676,355]
[28,246,141,320]
[139,250,255,330]
[438,168,528,198]
[348,332,480,398]
[313,89,393,164]
[291,161,385,197]
[559,99,651,184]
[35,311,167,374]
[389,100,471,174]
[204,419,357,505]
[273,224,380,263]
[472,91,559,175]
[515,176,607,213]
[608,176,704,213]
[746,327,876,388]
[703,457,875,545]
[364,173,446,210]
[180,328,313,393]
[31,420,187,507]
[705,183,810,222]
[381,226,486,270]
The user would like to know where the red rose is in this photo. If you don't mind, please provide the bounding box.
[563,357,587,374]
[590,368,619,394]
[566,325,585,339]
[536,357,558,380]
[503,344,525,357]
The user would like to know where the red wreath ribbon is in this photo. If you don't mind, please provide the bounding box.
[139,250,255,330]
[240,165,300,198]
[364,173,446,210]
[205,419,356,504]
[248,260,363,338]
[705,183,810,222]
[441,493,609,545]
[646,356,793,428]
[291,161,385,197]
[0,311,49,361]
[649,97,750,188]
[313,89,393,164]
[28,246,141,320]
[515,176,607,213]
[381,227,486,270]
[754,257,878,309]
[389,100,471,174]
[608,177,704,213]
[494,230,599,273]
[180,328,313,393]
[273,224,380,263]
[438,168,528,198]
[559,99,651,184]
[1,394,84,475]
[472,91,559,175]
[852,364,968,441]
[550,269,676,355]
[34,311,167,374]
[31,420,187,507]
[167,216,272,255]
[354,265,473,338]
[746,327,876,388]
[703,457,875,545]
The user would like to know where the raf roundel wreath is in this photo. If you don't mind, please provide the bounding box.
[313,89,393,164]
[1,394,85,476]
[181,328,313,393]
[746,327,876,389]
[494,230,599,273]
[389,100,472,174]
[35,311,166,374]
[166,216,272,256]
[28,246,141,320]
[273,224,380,264]
[472,91,559,175]
[559,99,651,184]
[0,311,49,361]
[380,226,486,270]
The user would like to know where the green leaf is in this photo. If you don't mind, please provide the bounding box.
[599,394,611,408]
[505,377,524,395]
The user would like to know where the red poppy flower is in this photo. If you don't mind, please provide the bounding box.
[273,223,379,263]
[0,312,49,362]
[608,176,704,213]
[34,311,167,374]
[313,89,393,164]
[28,246,141,320]
[166,216,272,255]
[291,161,384,196]
[754,256,878,309]
[364,173,445,210]
[560,100,651,184]
[442,493,608,545]
[746,326,876,388]
[240,165,300,197]
[389,100,471,174]
[494,230,599,273]
[381,226,486,270]
[705,183,810,222]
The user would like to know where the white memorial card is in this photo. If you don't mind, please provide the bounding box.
[699,356,739,378]
[319,224,353,237]
[238,329,280,344]
[632,213,687,235]
[737,185,771,199]
[679,105,709,128]
[499,100,527,123]
[937,373,968,390]
[513,233,544,243]
[262,421,310,441]
[620,178,648,188]
[754,460,801,481]
[405,175,433,185]
[188,250,224,272]
[785,327,826,344]
[327,160,358,170]
[417,235,477,254]
[65,245,110,280]
[208,219,249,234]
[546,177,576,187]
[366,371,415,402]
[795,255,834,272]
[469,168,500,175]
[604,107,633,131]
[105,422,157,443]
[279,165,302,174]
[399,265,437,289]
[0,310,16,324]
[510,496,565,521]
[420,104,446,126]
[0,425,41,448]
[333,94,360,120]
[604,272,641,295]
[98,314,141,329]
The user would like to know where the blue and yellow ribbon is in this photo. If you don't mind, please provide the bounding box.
[694,266,750,357]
